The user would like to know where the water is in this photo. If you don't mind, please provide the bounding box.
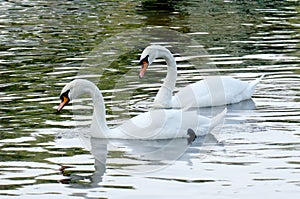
[1,0,300,198]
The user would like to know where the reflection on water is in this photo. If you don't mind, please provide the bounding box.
[56,129,222,188]
[0,0,300,198]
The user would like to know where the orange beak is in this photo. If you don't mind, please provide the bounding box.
[57,96,69,112]
[139,61,148,78]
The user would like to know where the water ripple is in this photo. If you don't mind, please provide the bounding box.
[0,0,300,198]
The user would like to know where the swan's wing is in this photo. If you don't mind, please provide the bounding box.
[173,76,259,107]
[118,109,182,139]
[117,109,217,139]
[172,81,211,108]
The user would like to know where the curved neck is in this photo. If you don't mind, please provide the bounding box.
[77,81,110,136]
[154,49,177,108]
[91,89,110,136]
[163,52,177,90]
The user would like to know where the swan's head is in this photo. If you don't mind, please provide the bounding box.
[139,45,171,78]
[57,79,92,112]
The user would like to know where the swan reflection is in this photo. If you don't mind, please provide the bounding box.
[58,128,223,188]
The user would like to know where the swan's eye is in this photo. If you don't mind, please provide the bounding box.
[139,55,149,66]
[139,55,150,78]
[60,89,70,101]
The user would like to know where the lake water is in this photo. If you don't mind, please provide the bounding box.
[1,1,300,198]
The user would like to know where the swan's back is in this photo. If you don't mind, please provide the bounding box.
[172,75,263,108]
[109,109,218,139]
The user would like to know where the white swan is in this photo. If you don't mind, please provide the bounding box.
[139,45,264,108]
[57,79,226,139]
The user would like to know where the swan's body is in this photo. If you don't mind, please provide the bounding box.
[139,45,264,108]
[171,75,263,108]
[57,79,226,139]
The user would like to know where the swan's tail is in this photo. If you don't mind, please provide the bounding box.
[209,108,227,130]
[250,74,264,89]
[246,74,264,98]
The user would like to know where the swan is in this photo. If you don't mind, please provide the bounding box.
[57,79,226,139]
[139,45,264,108]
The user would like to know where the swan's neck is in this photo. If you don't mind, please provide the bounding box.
[87,85,110,137]
[154,50,177,108]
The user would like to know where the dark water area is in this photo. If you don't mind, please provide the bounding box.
[0,1,300,198]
